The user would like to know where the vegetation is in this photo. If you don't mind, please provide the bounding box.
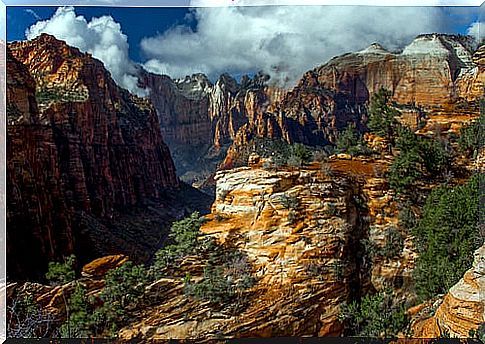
[7,293,56,338]
[362,226,405,264]
[184,250,256,306]
[367,88,400,152]
[45,254,76,286]
[150,212,208,275]
[336,122,373,156]
[36,86,89,106]
[93,261,149,336]
[458,110,485,159]
[469,323,485,341]
[388,127,453,193]
[286,143,313,167]
[398,203,418,232]
[338,288,408,338]
[59,284,92,338]
[231,137,330,168]
[412,174,483,301]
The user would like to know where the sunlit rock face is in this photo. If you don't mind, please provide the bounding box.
[313,34,481,106]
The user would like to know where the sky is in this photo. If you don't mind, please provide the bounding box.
[4,3,485,95]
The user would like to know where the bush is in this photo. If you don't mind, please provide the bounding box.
[280,194,299,210]
[388,127,453,193]
[362,226,404,264]
[398,204,418,232]
[151,212,206,274]
[458,111,484,158]
[338,289,408,337]
[367,88,400,152]
[185,250,255,305]
[59,284,93,338]
[185,265,234,303]
[45,254,76,286]
[290,143,313,164]
[93,261,148,336]
[336,123,373,156]
[7,293,56,338]
[381,227,405,261]
[469,323,485,341]
[412,174,483,301]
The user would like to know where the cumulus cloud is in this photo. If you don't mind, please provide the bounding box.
[467,21,484,42]
[141,5,448,86]
[26,7,147,96]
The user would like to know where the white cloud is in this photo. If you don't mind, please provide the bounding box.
[467,21,484,42]
[141,5,448,86]
[26,7,148,97]
[25,9,41,20]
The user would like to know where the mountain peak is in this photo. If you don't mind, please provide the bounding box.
[358,42,390,55]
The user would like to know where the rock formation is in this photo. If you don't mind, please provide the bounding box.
[7,34,210,280]
[138,70,286,187]
[313,34,481,106]
[222,35,483,170]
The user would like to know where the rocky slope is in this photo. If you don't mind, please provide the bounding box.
[116,152,423,340]
[8,153,420,340]
[7,34,210,280]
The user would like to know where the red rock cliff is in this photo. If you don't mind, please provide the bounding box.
[7,34,185,280]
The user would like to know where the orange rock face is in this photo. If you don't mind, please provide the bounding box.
[81,255,129,278]
[313,35,481,106]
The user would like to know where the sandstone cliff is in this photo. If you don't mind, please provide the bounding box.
[313,34,481,106]
[7,34,210,280]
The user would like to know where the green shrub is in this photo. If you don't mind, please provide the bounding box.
[338,289,408,337]
[45,254,76,286]
[336,123,373,156]
[367,88,400,152]
[59,284,93,338]
[280,194,299,210]
[381,227,405,261]
[93,261,148,337]
[398,204,418,232]
[412,174,482,301]
[290,143,313,164]
[388,127,453,193]
[184,250,256,305]
[362,226,404,265]
[185,265,234,303]
[458,111,484,158]
[469,323,485,341]
[151,212,206,275]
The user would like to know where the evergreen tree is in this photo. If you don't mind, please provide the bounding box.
[367,88,400,153]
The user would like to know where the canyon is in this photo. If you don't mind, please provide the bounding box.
[7,34,211,280]
[5,32,485,340]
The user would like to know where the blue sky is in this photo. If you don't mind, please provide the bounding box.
[7,6,193,61]
[4,4,484,93]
